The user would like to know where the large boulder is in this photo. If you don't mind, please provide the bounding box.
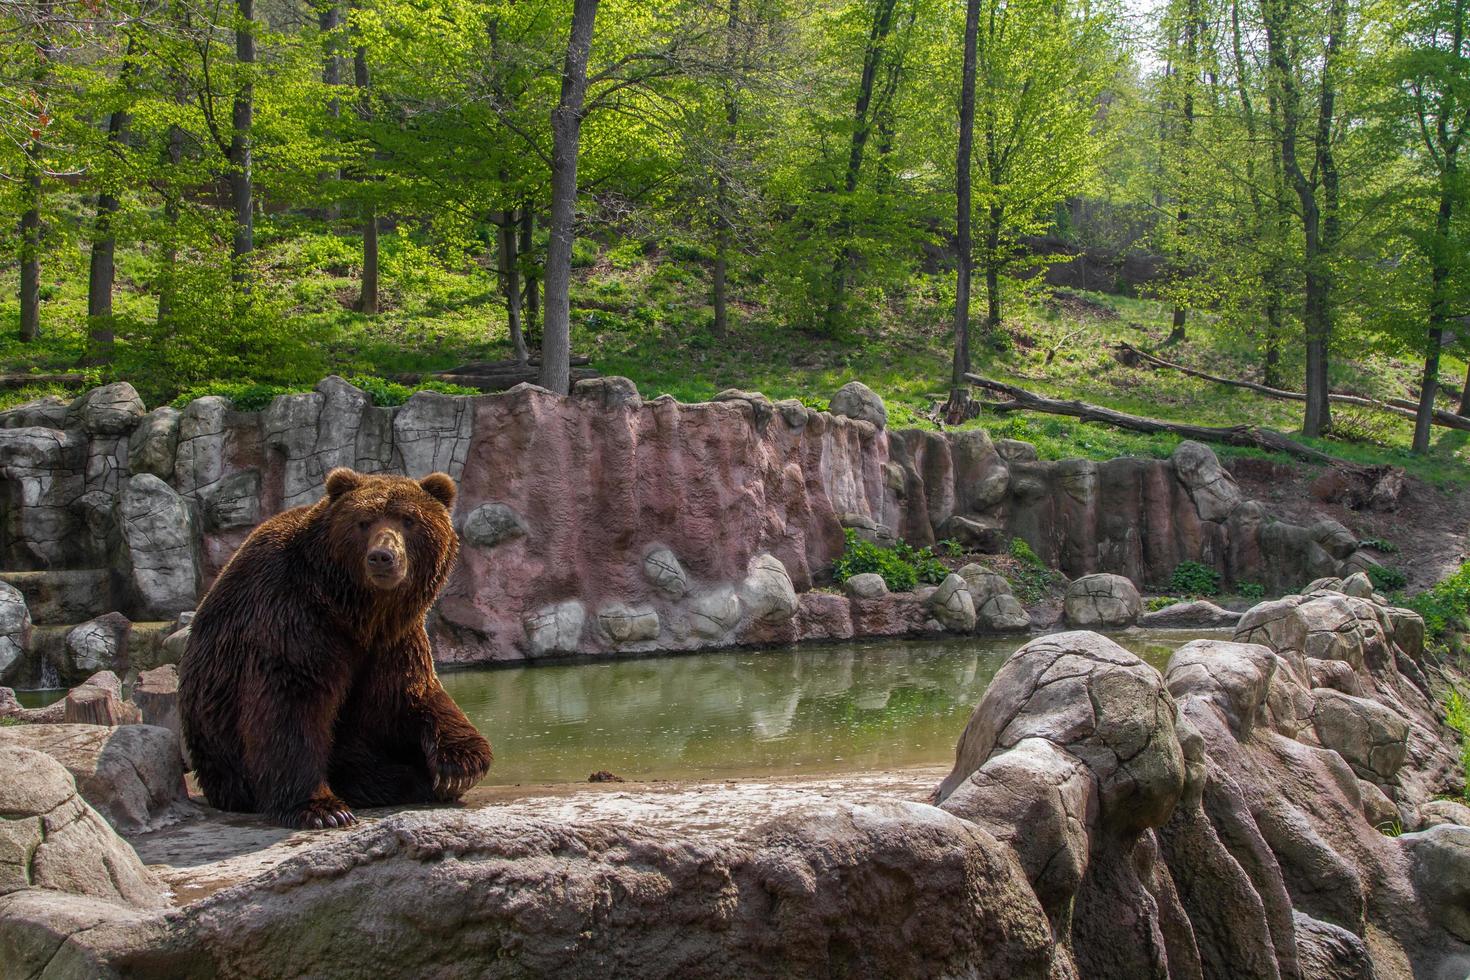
[127,406,181,480]
[59,612,131,685]
[1310,688,1410,783]
[1140,599,1241,629]
[828,381,887,429]
[928,573,976,632]
[1172,441,1241,522]
[0,724,190,833]
[740,553,798,625]
[460,502,529,549]
[842,572,889,600]
[1063,573,1142,628]
[0,580,31,685]
[114,474,202,618]
[68,382,146,436]
[0,744,164,908]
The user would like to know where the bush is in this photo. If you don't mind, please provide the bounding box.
[1009,537,1045,567]
[345,375,480,407]
[171,381,308,411]
[831,530,918,592]
[1236,581,1266,601]
[1147,596,1183,612]
[1444,688,1470,801]
[1405,562,1470,638]
[1367,564,1407,592]
[1169,561,1221,597]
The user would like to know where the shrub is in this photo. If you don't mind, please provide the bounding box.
[1148,596,1183,612]
[1169,561,1221,597]
[1236,581,1266,601]
[346,375,480,407]
[892,540,950,585]
[1367,564,1407,592]
[1360,538,1398,554]
[832,530,918,592]
[1444,688,1470,800]
[171,381,308,411]
[1405,562,1470,638]
[1009,537,1045,567]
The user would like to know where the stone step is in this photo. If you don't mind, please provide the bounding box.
[0,569,114,624]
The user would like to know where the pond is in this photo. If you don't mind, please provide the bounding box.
[14,630,1223,786]
[441,630,1221,786]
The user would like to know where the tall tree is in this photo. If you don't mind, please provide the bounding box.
[541,0,600,395]
[949,0,980,419]
[230,0,256,278]
[85,35,140,363]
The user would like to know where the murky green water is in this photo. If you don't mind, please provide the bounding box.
[14,630,1222,785]
[442,630,1220,785]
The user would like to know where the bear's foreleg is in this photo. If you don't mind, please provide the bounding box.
[244,681,358,829]
[416,681,494,801]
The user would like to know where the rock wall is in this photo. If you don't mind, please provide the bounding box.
[0,377,1375,675]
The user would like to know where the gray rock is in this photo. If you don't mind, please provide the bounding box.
[774,398,811,429]
[1310,688,1410,782]
[130,665,185,765]
[126,407,180,480]
[171,396,231,496]
[958,563,1012,602]
[198,469,261,531]
[1139,599,1241,629]
[1292,912,1375,980]
[712,389,774,430]
[843,573,889,600]
[740,554,797,624]
[0,394,68,429]
[524,601,586,657]
[1308,519,1359,561]
[161,624,190,665]
[0,426,88,569]
[929,573,977,632]
[60,613,131,684]
[1419,799,1470,829]
[1172,440,1242,521]
[1165,639,1277,739]
[68,382,146,435]
[995,439,1038,462]
[939,515,1007,552]
[1063,573,1142,628]
[1302,577,1345,594]
[977,594,1031,632]
[643,547,689,598]
[688,587,741,638]
[828,381,887,429]
[0,581,31,685]
[597,604,660,644]
[0,743,165,906]
[394,390,472,480]
[1357,778,1399,828]
[0,687,18,716]
[0,724,190,834]
[1341,571,1374,599]
[950,429,1010,512]
[461,502,529,548]
[114,474,201,618]
[1403,824,1470,942]
[571,376,642,411]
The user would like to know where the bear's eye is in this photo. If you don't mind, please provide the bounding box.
[401,515,415,530]
[358,519,372,531]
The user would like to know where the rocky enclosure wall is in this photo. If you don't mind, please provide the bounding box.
[0,377,1377,678]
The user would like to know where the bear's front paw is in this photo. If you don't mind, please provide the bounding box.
[428,735,492,801]
[280,794,358,830]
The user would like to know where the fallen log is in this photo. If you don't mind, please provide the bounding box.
[0,372,87,389]
[1115,342,1470,433]
[963,373,1361,469]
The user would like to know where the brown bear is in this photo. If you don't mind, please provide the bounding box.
[179,467,492,829]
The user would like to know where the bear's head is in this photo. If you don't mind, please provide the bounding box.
[322,468,459,594]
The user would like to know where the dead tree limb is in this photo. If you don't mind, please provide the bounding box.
[1116,342,1470,433]
[963,373,1364,469]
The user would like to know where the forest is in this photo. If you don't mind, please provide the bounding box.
[1,0,1468,476]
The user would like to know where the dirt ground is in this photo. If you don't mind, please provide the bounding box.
[1229,457,1470,592]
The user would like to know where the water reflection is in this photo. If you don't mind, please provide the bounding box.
[442,631,1217,786]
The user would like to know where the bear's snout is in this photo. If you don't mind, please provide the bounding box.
[364,526,408,588]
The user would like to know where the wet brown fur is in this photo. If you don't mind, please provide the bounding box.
[178,468,492,829]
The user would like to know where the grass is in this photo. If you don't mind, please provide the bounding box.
[2,216,1468,487]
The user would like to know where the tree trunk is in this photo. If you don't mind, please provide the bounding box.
[353,38,378,314]
[1461,364,1470,417]
[1167,0,1200,344]
[320,1,344,221]
[86,57,134,363]
[521,207,539,334]
[1413,189,1456,453]
[498,209,527,364]
[230,0,255,281]
[712,0,741,341]
[540,0,599,396]
[158,121,184,327]
[824,0,900,333]
[19,154,41,343]
[983,204,1002,341]
[949,0,980,416]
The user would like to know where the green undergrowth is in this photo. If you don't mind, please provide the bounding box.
[1005,537,1064,604]
[1168,561,1222,597]
[830,529,951,593]
[2,223,1467,486]
[1444,688,1470,802]
[1406,562,1470,638]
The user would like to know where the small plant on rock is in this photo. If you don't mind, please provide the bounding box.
[1443,688,1470,802]
[1147,596,1183,612]
[1009,537,1045,567]
[1406,562,1470,637]
[1169,561,1221,597]
[1236,581,1266,601]
[831,529,918,592]
[1366,564,1407,593]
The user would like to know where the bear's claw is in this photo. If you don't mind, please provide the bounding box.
[283,796,358,830]
[429,738,492,801]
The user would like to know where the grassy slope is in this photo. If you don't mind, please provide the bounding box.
[2,223,1467,487]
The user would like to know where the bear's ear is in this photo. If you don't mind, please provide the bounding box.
[419,472,456,509]
[325,468,364,499]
